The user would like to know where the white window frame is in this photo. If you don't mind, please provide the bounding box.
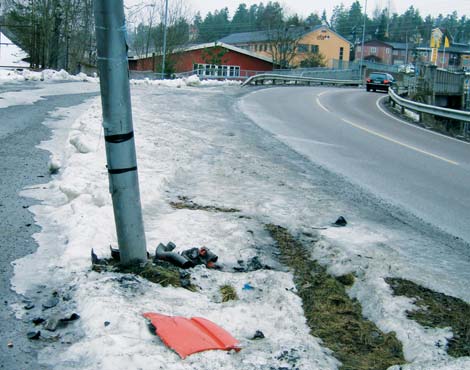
[195,63,240,77]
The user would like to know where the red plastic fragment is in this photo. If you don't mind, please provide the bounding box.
[143,312,241,359]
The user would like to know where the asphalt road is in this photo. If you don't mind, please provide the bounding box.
[241,86,470,244]
[0,81,98,369]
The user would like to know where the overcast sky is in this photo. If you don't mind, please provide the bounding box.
[125,0,470,19]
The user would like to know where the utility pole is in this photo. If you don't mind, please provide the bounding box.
[161,0,168,79]
[359,0,368,81]
[93,0,148,266]
[405,31,408,64]
[386,0,390,38]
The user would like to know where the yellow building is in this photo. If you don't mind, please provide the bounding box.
[219,25,351,68]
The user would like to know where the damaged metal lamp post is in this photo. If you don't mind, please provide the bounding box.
[93,0,148,265]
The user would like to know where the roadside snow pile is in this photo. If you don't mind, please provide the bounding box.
[130,74,241,87]
[0,68,99,82]
[1,67,241,88]
[23,69,99,83]
[0,68,25,81]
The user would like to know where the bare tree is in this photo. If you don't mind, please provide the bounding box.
[128,0,191,73]
[5,0,95,71]
[267,24,302,69]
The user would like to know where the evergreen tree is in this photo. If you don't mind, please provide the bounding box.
[231,3,251,32]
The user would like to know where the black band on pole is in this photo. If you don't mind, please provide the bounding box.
[105,131,134,143]
[108,166,138,175]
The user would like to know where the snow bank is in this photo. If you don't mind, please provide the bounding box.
[1,66,240,88]
[0,68,99,82]
[13,86,338,370]
[12,83,470,369]
[130,75,241,87]
[0,32,29,67]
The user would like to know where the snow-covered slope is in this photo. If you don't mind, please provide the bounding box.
[0,32,29,68]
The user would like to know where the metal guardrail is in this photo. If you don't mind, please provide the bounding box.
[388,88,470,123]
[242,73,362,87]
[270,67,361,80]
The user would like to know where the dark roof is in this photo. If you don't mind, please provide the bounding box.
[415,42,470,54]
[129,42,275,64]
[387,42,409,50]
[363,40,393,48]
[219,30,273,44]
[219,25,336,44]
[447,43,470,53]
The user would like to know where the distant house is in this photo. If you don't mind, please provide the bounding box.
[356,38,470,70]
[387,42,412,65]
[354,40,396,65]
[128,42,276,77]
[219,25,351,68]
[415,42,470,69]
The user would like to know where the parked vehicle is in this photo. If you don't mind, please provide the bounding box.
[398,64,415,74]
[366,72,395,92]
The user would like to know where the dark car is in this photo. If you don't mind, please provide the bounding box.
[366,72,394,92]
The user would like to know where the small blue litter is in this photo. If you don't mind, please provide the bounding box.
[242,283,254,291]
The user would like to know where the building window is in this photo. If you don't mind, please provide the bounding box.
[356,46,361,53]
[298,44,309,53]
[339,47,344,60]
[194,63,240,77]
[386,48,390,54]
[312,45,319,53]
[392,49,398,55]
[370,47,377,54]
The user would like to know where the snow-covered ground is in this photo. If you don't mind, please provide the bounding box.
[0,32,29,68]
[7,78,470,369]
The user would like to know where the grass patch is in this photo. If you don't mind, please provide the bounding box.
[220,284,239,302]
[170,196,240,213]
[92,258,195,290]
[386,277,470,357]
[266,224,405,370]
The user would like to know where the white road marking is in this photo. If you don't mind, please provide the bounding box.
[375,95,470,146]
[340,118,459,166]
[315,92,330,112]
[277,134,339,147]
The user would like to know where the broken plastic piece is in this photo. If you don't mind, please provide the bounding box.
[143,312,240,359]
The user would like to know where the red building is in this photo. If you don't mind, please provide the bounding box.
[355,40,394,64]
[128,42,276,78]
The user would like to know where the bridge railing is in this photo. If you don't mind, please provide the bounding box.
[388,88,470,138]
[388,88,470,123]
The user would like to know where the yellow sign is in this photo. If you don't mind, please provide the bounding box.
[430,48,438,64]
[430,28,443,48]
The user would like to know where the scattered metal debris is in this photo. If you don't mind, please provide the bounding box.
[42,297,59,310]
[333,216,347,227]
[251,330,265,340]
[27,331,41,340]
